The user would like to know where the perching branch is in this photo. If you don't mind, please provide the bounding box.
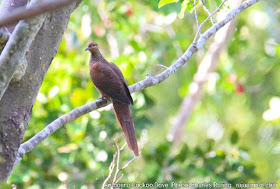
[16,0,260,164]
[0,0,78,27]
[0,0,47,101]
[18,99,110,158]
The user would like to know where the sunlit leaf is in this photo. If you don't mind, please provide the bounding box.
[276,44,280,55]
[202,0,211,9]
[70,88,91,107]
[216,148,225,158]
[178,0,192,19]
[214,0,222,8]
[186,1,194,12]
[0,183,13,189]
[158,0,179,8]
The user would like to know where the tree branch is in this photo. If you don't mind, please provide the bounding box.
[102,137,138,189]
[16,0,260,164]
[18,99,110,158]
[112,137,121,186]
[193,0,227,43]
[0,0,47,101]
[102,153,117,189]
[190,0,201,36]
[0,0,29,33]
[201,0,215,24]
[0,0,78,27]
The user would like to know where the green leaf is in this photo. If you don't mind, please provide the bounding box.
[230,130,239,144]
[0,183,13,189]
[276,44,280,56]
[202,0,211,10]
[216,148,225,158]
[186,1,194,12]
[175,143,189,162]
[158,0,179,8]
[214,0,222,8]
[178,0,192,19]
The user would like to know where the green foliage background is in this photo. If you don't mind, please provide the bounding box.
[6,0,280,188]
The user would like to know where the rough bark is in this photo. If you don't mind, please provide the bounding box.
[0,0,82,182]
[0,2,46,100]
[0,0,29,33]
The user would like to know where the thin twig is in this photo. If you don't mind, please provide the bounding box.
[102,136,139,188]
[201,0,215,24]
[115,174,124,183]
[190,0,201,35]
[112,153,140,184]
[157,64,169,69]
[121,153,140,170]
[102,153,117,189]
[120,143,126,151]
[112,137,121,187]
[193,0,227,42]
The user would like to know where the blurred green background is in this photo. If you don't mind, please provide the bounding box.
[6,0,280,188]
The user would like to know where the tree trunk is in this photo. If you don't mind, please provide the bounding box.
[0,0,82,182]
